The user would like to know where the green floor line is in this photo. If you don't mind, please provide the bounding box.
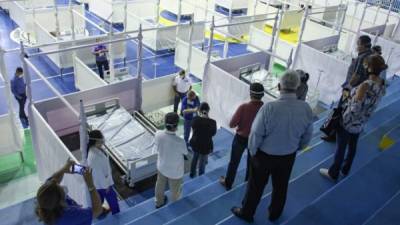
[0,129,37,184]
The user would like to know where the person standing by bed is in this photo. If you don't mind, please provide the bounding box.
[87,130,120,215]
[92,39,109,79]
[154,112,189,208]
[189,102,217,178]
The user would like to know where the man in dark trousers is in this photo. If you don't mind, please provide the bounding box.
[11,67,29,127]
[231,70,313,222]
[219,82,264,190]
[92,39,109,79]
[172,70,192,113]
[321,35,372,142]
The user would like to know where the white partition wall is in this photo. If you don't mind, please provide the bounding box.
[89,0,158,24]
[33,5,86,36]
[31,106,89,206]
[247,24,293,63]
[142,75,176,112]
[0,114,23,157]
[0,50,23,157]
[73,56,107,91]
[293,36,349,106]
[174,39,216,80]
[203,52,275,129]
[127,20,205,51]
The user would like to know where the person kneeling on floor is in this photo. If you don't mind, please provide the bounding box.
[154,112,189,208]
[35,160,104,225]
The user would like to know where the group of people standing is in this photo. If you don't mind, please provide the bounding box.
[153,70,217,208]
[33,35,388,224]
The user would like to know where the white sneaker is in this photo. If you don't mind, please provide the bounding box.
[319,168,337,182]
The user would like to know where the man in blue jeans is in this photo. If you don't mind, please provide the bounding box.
[181,90,200,145]
[11,67,29,127]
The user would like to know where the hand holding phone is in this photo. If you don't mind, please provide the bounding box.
[71,164,87,175]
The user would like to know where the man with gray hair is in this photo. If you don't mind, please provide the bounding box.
[231,70,314,223]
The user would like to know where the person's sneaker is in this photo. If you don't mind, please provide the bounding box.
[219,176,231,191]
[155,196,168,209]
[319,168,337,182]
[231,207,254,223]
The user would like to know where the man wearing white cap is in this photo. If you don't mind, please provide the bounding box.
[231,70,314,223]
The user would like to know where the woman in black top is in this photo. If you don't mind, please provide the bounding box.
[189,102,217,178]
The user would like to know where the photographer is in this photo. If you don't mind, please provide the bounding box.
[35,160,103,225]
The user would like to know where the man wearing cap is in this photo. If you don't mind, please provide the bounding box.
[231,70,313,222]
[154,112,188,209]
[219,82,265,190]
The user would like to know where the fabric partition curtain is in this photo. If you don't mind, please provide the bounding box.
[294,44,348,106]
[203,64,252,130]
[31,106,89,206]
[0,56,23,156]
[0,114,23,156]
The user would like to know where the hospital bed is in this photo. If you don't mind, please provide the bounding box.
[84,99,158,187]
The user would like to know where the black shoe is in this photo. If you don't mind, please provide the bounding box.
[268,214,280,222]
[268,207,281,222]
[219,176,232,191]
[155,196,168,209]
[321,135,336,142]
[231,207,254,223]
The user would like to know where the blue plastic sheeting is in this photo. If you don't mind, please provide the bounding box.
[284,143,400,225]
[0,198,41,225]
[364,190,400,225]
[167,98,400,225]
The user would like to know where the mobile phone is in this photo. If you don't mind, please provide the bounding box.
[71,164,86,175]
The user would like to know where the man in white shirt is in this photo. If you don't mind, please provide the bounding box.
[173,70,192,113]
[154,112,189,208]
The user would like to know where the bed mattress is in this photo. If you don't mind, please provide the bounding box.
[87,107,155,163]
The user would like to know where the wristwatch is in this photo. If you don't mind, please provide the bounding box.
[88,186,96,192]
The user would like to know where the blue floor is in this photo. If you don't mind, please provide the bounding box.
[284,143,400,225]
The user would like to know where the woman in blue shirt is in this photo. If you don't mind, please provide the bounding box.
[35,160,104,225]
